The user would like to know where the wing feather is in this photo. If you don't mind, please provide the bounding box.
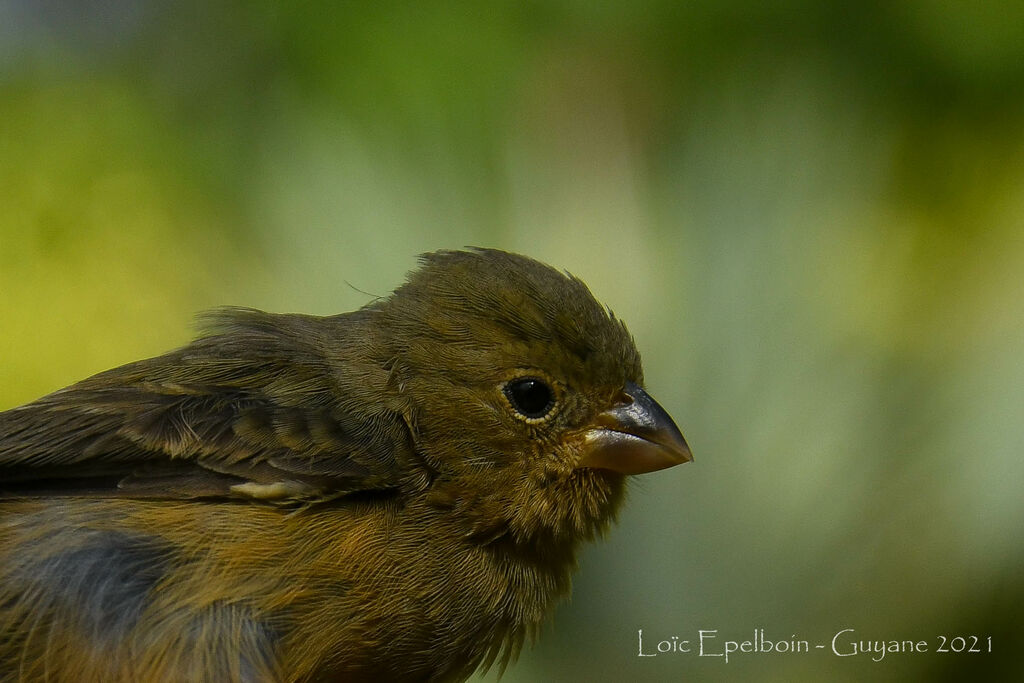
[0,310,417,502]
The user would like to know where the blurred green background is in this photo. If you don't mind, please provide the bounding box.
[2,2,1022,680]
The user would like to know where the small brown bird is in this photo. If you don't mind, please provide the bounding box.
[0,248,691,682]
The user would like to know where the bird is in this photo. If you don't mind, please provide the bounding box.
[0,248,691,682]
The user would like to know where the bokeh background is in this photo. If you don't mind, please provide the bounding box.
[2,2,1022,680]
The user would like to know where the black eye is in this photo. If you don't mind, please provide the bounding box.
[504,377,555,420]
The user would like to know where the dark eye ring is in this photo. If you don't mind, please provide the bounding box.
[503,377,555,420]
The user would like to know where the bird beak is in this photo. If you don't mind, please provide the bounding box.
[577,382,692,475]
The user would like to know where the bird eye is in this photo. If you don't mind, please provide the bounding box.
[503,377,555,420]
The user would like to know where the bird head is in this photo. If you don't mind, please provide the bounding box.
[372,248,691,546]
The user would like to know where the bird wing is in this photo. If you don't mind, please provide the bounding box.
[0,310,421,502]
